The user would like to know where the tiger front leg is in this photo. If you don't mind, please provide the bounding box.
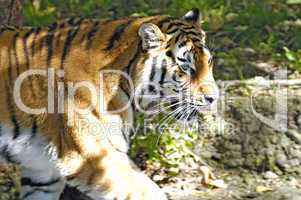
[66,150,167,200]
[62,112,167,200]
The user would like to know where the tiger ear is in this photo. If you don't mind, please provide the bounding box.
[183,8,202,24]
[138,23,165,50]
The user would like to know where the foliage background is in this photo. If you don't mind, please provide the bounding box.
[22,0,301,74]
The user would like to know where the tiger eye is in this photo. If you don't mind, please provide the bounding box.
[177,69,185,78]
[166,50,173,57]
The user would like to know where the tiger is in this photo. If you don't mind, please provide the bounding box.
[0,8,218,200]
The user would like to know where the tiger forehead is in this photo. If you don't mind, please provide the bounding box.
[161,23,206,50]
[162,20,205,39]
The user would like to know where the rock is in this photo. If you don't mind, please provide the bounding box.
[263,171,278,179]
[288,159,300,167]
[296,114,301,127]
[291,149,301,160]
[276,153,288,169]
[285,129,301,145]
[255,62,276,73]
[201,151,212,159]
[256,185,273,192]
[224,158,243,168]
[213,84,301,174]
[254,187,301,200]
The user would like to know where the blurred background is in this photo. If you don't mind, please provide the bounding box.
[0,0,301,200]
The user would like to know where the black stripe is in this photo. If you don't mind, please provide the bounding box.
[60,23,65,30]
[145,45,157,50]
[7,43,14,86]
[183,30,198,37]
[160,91,165,98]
[23,29,36,97]
[12,33,20,76]
[166,28,179,34]
[68,17,76,25]
[192,38,202,44]
[21,177,61,187]
[31,116,37,138]
[23,29,34,70]
[59,21,66,29]
[182,27,197,32]
[46,22,58,68]
[105,20,133,51]
[172,72,181,83]
[86,21,99,49]
[60,21,82,70]
[5,50,20,139]
[31,27,41,58]
[166,22,176,30]
[1,144,19,164]
[138,88,145,105]
[149,57,157,81]
[23,188,56,199]
[125,41,142,74]
[158,17,175,28]
[68,17,83,28]
[177,57,187,62]
[66,176,76,181]
[7,33,20,139]
[68,17,83,26]
[159,59,167,84]
[1,145,13,162]
[23,190,37,199]
[25,29,40,99]
[148,57,158,94]
[171,22,190,28]
[12,115,20,139]
[166,22,192,30]
[174,33,182,44]
[178,40,187,48]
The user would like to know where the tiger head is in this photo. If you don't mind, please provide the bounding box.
[134,9,219,121]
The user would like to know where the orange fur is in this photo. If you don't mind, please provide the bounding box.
[0,13,215,199]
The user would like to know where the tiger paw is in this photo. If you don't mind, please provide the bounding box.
[129,172,168,200]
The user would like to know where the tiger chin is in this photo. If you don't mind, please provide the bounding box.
[0,8,218,200]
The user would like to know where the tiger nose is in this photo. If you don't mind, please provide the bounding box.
[204,95,216,104]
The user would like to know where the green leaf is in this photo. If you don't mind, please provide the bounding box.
[283,47,296,61]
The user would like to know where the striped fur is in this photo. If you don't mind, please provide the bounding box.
[0,9,217,200]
